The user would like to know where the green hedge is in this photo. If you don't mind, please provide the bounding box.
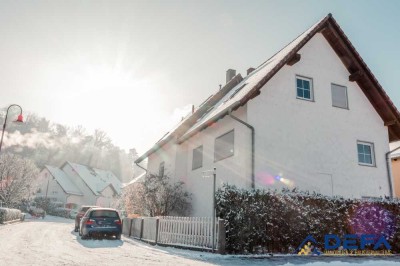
[216,185,400,254]
[0,207,23,223]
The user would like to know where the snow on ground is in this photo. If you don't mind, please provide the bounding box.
[1,216,400,266]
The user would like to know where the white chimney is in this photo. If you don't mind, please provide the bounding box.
[226,69,236,83]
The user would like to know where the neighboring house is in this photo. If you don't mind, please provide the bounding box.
[36,162,122,209]
[390,141,400,198]
[135,14,400,216]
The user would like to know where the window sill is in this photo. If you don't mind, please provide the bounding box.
[358,163,376,168]
[296,97,314,102]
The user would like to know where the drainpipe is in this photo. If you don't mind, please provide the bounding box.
[135,162,148,174]
[229,108,255,188]
[386,145,400,198]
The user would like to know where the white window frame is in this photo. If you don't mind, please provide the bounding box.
[192,145,203,170]
[331,83,349,109]
[296,75,314,101]
[357,141,376,167]
[214,130,235,162]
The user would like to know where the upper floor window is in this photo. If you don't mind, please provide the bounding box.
[192,145,203,170]
[159,162,165,177]
[357,141,375,166]
[296,76,313,101]
[331,84,348,109]
[215,130,234,162]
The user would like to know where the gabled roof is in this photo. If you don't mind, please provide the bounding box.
[92,168,122,195]
[65,162,122,196]
[44,165,83,196]
[123,172,146,188]
[136,14,400,163]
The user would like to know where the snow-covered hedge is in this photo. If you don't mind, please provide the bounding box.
[216,185,400,254]
[0,207,23,223]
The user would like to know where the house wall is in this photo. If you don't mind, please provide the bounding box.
[66,195,83,208]
[62,164,97,206]
[176,106,252,216]
[147,140,178,177]
[36,169,84,207]
[392,158,400,198]
[96,186,115,207]
[36,169,67,205]
[247,33,390,198]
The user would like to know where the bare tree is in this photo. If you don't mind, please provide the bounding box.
[124,174,191,217]
[0,153,39,208]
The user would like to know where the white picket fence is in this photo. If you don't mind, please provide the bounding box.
[158,216,217,249]
[122,216,225,253]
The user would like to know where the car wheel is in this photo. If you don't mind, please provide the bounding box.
[116,234,121,240]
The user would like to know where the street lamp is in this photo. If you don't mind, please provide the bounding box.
[0,104,24,153]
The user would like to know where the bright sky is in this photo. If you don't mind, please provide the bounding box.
[0,0,399,154]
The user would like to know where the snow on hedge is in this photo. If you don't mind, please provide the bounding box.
[0,207,23,223]
[216,185,400,254]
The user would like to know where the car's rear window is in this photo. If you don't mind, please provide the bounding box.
[90,210,119,218]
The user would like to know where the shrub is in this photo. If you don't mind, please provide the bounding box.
[0,207,22,223]
[216,184,400,254]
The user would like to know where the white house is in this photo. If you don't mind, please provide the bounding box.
[36,162,122,209]
[135,14,400,216]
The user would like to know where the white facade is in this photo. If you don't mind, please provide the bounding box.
[140,20,398,217]
[248,33,389,198]
[36,168,84,208]
[61,163,98,206]
[35,163,122,209]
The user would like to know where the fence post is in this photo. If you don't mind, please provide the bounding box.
[217,219,226,255]
[155,218,160,244]
[128,218,133,237]
[140,218,144,240]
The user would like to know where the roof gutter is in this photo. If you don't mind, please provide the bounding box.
[386,145,400,198]
[229,108,255,189]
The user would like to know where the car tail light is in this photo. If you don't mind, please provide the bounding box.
[114,220,122,225]
[86,219,95,225]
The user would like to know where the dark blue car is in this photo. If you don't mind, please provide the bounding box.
[79,208,122,240]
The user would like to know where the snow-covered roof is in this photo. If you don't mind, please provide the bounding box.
[123,172,146,188]
[67,162,122,196]
[93,168,122,194]
[136,13,400,163]
[45,165,83,196]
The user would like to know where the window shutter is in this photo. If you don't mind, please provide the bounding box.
[331,84,348,109]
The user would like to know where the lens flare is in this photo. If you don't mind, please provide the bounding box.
[348,203,395,239]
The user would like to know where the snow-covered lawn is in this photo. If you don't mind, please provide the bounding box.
[1,216,400,266]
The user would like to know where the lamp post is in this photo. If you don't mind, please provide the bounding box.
[0,104,24,153]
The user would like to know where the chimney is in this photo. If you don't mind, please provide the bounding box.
[247,67,255,75]
[226,69,236,83]
[192,104,195,114]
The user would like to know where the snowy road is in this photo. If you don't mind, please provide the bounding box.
[1,216,400,266]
